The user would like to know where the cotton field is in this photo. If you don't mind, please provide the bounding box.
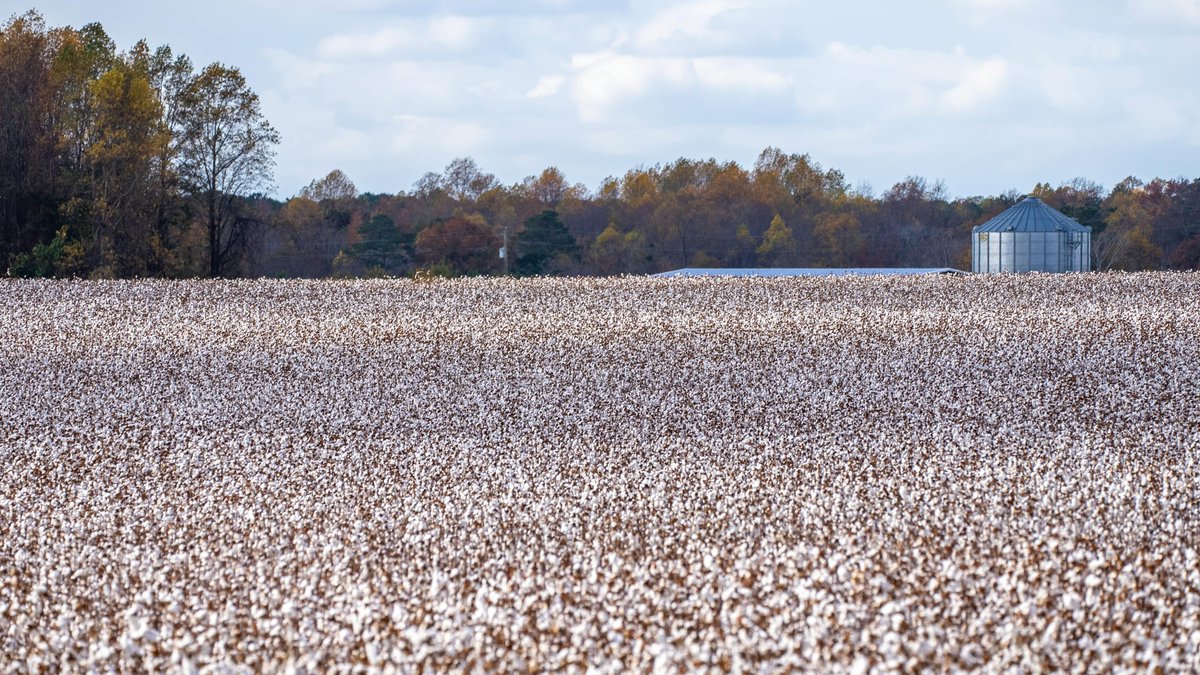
[2,273,1199,673]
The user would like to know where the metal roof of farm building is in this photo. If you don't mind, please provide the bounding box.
[973,196,1091,233]
[654,268,967,278]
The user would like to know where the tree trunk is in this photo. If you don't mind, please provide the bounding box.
[208,189,220,277]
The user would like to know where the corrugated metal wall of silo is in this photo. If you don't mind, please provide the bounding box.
[971,197,1093,273]
[972,231,1097,273]
[1045,232,1063,272]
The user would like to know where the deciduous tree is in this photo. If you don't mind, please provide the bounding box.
[0,11,58,268]
[813,212,865,267]
[442,157,497,203]
[1097,187,1163,271]
[300,169,358,230]
[756,214,797,267]
[177,63,279,277]
[87,55,170,275]
[415,215,500,275]
[587,224,625,276]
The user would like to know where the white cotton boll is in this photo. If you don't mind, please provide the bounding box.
[3,275,1198,671]
[364,641,383,666]
[1062,592,1082,612]
[118,633,142,657]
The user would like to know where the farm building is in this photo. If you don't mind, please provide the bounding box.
[654,268,966,278]
[972,196,1091,273]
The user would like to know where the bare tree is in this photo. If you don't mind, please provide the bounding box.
[442,157,497,202]
[300,169,357,203]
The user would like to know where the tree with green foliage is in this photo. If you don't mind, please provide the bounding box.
[514,210,579,275]
[9,226,83,277]
[87,53,170,276]
[52,21,117,183]
[587,224,626,275]
[756,214,797,267]
[345,214,409,274]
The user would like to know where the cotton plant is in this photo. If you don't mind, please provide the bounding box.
[0,273,1198,672]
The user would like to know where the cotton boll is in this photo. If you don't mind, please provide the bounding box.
[0,274,1197,671]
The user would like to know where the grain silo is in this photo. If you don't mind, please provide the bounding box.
[972,196,1091,273]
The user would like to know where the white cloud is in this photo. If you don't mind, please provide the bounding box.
[239,0,1200,195]
[317,16,483,59]
[1025,62,1136,116]
[694,58,789,91]
[809,43,1011,119]
[527,76,566,99]
[940,58,1008,113]
[571,53,662,122]
[567,52,792,124]
[634,0,749,52]
[261,48,340,89]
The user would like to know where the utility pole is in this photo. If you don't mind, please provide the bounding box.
[501,225,509,275]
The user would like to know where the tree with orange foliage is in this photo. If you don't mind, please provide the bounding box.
[414,216,500,275]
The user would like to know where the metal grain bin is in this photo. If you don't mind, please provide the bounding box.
[972,196,1091,273]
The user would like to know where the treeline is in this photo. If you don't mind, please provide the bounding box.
[237,155,1200,278]
[4,11,1199,280]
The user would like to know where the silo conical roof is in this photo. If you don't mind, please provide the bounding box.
[972,196,1091,233]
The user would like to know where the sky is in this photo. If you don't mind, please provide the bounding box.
[20,0,1200,199]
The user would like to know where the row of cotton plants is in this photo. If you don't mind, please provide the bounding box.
[1,273,1198,672]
